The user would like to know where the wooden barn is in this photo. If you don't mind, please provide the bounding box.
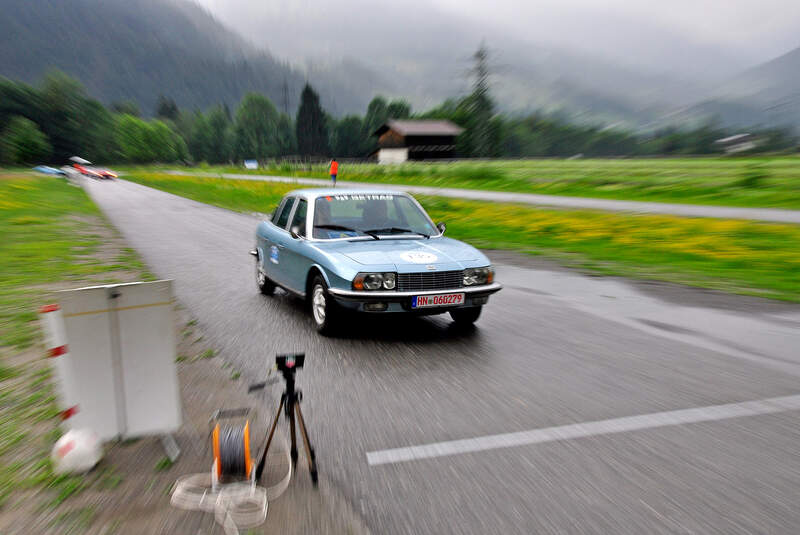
[372,120,464,163]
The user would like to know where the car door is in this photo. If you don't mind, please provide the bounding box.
[263,196,296,287]
[256,197,286,282]
[280,198,313,293]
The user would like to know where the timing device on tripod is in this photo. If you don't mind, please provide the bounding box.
[210,353,318,488]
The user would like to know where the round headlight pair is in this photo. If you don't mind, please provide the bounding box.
[354,272,396,291]
[463,267,493,286]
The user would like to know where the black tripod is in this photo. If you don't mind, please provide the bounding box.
[250,353,318,485]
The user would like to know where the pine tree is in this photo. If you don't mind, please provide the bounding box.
[155,95,179,120]
[295,83,330,157]
[469,43,496,157]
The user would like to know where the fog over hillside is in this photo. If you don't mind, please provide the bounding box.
[194,0,800,78]
[2,0,799,127]
[191,0,800,127]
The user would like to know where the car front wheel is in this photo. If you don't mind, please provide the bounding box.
[310,276,338,336]
[450,306,482,326]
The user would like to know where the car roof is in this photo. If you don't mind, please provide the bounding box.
[286,188,408,200]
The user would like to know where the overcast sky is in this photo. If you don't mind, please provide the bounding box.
[191,0,800,78]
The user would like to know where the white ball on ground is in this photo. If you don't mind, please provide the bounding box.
[51,429,102,474]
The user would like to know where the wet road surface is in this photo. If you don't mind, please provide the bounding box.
[85,178,800,534]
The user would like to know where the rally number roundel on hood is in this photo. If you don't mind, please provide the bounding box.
[400,251,439,264]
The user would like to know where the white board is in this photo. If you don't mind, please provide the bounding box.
[57,280,181,440]
[58,286,119,439]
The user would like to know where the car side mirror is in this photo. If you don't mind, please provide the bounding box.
[290,226,302,239]
[436,222,446,235]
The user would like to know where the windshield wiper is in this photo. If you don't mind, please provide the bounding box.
[315,224,379,239]
[363,227,430,239]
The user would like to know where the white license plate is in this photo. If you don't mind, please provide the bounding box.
[411,293,465,308]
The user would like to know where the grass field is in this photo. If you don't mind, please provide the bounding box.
[136,156,800,209]
[0,173,149,510]
[124,172,800,301]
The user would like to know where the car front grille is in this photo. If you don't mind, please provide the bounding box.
[397,270,463,292]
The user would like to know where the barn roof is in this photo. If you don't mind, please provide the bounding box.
[374,120,464,137]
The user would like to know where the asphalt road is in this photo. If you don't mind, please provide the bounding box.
[167,170,800,224]
[85,178,800,534]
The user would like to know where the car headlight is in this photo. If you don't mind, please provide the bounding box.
[353,272,397,291]
[463,266,493,286]
[382,272,396,290]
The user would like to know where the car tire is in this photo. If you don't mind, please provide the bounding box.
[310,275,338,336]
[256,259,276,295]
[449,306,482,326]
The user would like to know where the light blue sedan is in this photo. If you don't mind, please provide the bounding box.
[251,189,502,334]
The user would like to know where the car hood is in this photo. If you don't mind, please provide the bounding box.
[329,238,484,270]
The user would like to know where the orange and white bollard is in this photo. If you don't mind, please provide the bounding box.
[38,304,79,422]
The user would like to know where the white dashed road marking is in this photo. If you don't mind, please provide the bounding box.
[367,394,800,466]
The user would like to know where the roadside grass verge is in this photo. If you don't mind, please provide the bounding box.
[124,172,800,301]
[119,171,295,214]
[0,175,145,349]
[0,173,147,512]
[124,155,800,209]
[420,196,800,301]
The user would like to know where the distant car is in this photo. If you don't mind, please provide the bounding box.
[251,189,502,334]
[32,165,67,177]
[89,167,117,179]
[72,163,116,179]
[72,163,97,177]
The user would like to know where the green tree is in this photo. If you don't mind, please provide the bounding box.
[188,112,213,162]
[386,99,411,120]
[234,93,279,160]
[115,114,155,162]
[206,105,233,164]
[114,115,185,163]
[1,116,51,164]
[149,120,185,162]
[155,95,179,120]
[77,99,117,162]
[360,96,388,152]
[39,71,86,160]
[0,78,44,133]
[363,96,388,133]
[171,110,196,148]
[332,116,364,157]
[295,83,330,157]
[111,100,140,117]
[276,113,296,156]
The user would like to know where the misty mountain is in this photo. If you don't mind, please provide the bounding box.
[723,46,800,117]
[0,0,719,127]
[196,0,734,128]
[2,0,797,131]
[0,0,391,115]
[682,46,800,129]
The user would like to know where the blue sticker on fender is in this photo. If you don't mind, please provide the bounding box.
[269,245,279,264]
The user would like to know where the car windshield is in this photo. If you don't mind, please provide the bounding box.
[313,194,436,240]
